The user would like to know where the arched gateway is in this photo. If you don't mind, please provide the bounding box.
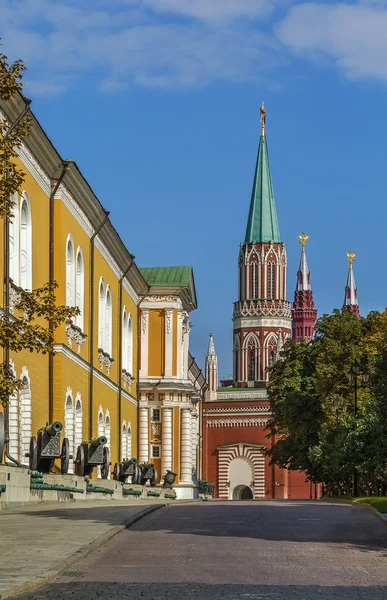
[217,442,265,500]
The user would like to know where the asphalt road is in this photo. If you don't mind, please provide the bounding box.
[17,500,387,599]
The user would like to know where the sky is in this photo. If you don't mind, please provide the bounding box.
[1,0,387,376]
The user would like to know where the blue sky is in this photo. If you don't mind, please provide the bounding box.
[2,0,387,375]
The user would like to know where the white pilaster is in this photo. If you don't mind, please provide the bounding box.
[161,406,173,476]
[164,309,173,377]
[140,310,149,377]
[177,312,183,378]
[191,405,199,482]
[139,404,149,463]
[180,407,192,483]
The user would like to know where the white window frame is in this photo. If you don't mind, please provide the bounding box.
[19,192,32,290]
[75,247,84,331]
[66,235,75,307]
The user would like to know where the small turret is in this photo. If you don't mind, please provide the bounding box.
[205,332,218,399]
[292,233,317,342]
[343,250,360,319]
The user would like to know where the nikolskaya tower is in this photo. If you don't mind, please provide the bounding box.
[233,102,292,387]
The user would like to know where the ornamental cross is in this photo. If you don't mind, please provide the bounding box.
[298,232,309,251]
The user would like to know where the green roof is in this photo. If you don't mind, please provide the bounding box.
[245,134,281,244]
[139,266,193,287]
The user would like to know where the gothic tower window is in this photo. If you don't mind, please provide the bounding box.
[249,350,255,381]
[267,262,275,299]
[252,262,259,299]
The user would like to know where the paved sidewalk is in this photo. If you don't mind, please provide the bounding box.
[0,499,167,598]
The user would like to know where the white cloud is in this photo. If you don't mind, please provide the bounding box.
[0,0,283,94]
[142,0,282,22]
[277,2,387,82]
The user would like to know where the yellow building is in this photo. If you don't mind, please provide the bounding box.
[138,267,206,499]
[0,88,147,477]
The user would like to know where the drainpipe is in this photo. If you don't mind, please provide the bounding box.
[88,211,110,439]
[3,99,31,467]
[48,160,72,423]
[117,260,134,460]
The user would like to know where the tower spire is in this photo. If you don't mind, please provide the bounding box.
[292,233,317,342]
[343,250,360,318]
[205,332,218,398]
[244,103,280,244]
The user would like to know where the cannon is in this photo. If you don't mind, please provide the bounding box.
[138,462,158,487]
[74,436,110,479]
[27,421,71,474]
[113,457,141,483]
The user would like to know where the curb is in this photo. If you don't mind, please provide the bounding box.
[321,498,387,527]
[2,503,166,599]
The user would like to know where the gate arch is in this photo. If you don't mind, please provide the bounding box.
[217,442,265,500]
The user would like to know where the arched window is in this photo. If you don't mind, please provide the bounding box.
[19,368,32,461]
[127,423,132,459]
[122,308,128,370]
[245,335,258,382]
[19,193,32,290]
[105,286,112,356]
[8,361,18,459]
[74,394,83,454]
[105,411,111,480]
[64,391,74,474]
[9,193,19,285]
[252,262,259,299]
[121,421,127,461]
[66,236,75,307]
[127,314,133,374]
[267,262,275,299]
[75,248,84,331]
[249,351,255,381]
[97,407,105,479]
[98,278,105,349]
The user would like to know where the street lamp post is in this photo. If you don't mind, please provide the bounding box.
[346,361,369,497]
[331,395,347,426]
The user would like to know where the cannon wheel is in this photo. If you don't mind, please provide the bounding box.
[0,413,5,464]
[101,446,110,480]
[113,462,121,481]
[74,445,85,477]
[28,436,38,471]
[60,438,70,474]
[150,467,158,488]
[133,464,141,485]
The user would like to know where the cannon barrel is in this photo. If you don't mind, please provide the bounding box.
[122,457,138,465]
[90,436,107,447]
[43,421,63,436]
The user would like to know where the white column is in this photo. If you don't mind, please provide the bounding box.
[164,309,173,377]
[180,407,192,483]
[140,310,149,377]
[139,404,149,463]
[161,406,173,476]
[177,312,183,379]
[191,404,199,482]
[183,329,190,380]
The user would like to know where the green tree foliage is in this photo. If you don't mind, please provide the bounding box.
[0,46,78,406]
[268,308,387,495]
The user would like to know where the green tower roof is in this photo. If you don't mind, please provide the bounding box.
[245,131,281,244]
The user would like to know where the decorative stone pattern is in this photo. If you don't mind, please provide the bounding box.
[207,418,269,428]
[215,391,268,401]
[205,406,271,414]
[66,321,87,354]
[98,348,114,375]
[218,443,265,499]
[233,299,292,319]
[122,369,134,392]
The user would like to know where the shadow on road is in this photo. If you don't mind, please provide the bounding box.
[16,582,387,600]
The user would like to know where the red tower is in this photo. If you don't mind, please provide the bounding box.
[343,250,360,318]
[292,233,317,342]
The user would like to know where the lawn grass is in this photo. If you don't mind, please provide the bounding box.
[328,496,387,513]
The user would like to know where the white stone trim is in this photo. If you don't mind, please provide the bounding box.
[218,443,265,500]
[140,310,149,377]
[161,406,173,476]
[139,406,149,463]
[207,418,270,427]
[180,408,192,483]
[164,309,173,377]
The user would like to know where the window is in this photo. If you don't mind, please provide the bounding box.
[151,409,161,422]
[98,278,105,349]
[267,262,275,299]
[105,286,112,356]
[65,393,74,474]
[66,236,75,307]
[19,369,32,462]
[252,262,259,299]
[19,193,32,290]
[74,396,83,453]
[9,193,19,285]
[75,248,84,331]
[152,445,160,458]
[249,351,255,381]
[122,308,133,374]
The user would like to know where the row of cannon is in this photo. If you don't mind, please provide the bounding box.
[24,421,168,486]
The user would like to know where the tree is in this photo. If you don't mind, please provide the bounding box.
[0,46,78,406]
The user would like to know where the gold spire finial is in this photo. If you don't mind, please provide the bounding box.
[347,250,356,268]
[298,232,309,251]
[260,101,266,136]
